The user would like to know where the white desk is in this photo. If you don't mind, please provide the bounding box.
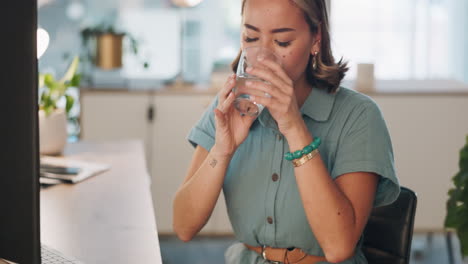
[40,140,162,264]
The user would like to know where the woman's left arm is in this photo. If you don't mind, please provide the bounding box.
[245,59,379,263]
[286,125,378,264]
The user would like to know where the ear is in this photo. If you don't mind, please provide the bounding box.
[310,24,322,55]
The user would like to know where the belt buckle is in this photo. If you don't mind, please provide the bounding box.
[261,245,267,260]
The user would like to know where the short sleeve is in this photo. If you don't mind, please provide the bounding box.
[330,101,400,207]
[186,95,218,151]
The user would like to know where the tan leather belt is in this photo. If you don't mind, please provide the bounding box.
[244,243,327,264]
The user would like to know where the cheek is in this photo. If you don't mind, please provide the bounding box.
[280,50,310,81]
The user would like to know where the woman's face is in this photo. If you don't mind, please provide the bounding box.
[241,0,319,84]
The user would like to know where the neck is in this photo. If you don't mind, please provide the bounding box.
[294,75,313,108]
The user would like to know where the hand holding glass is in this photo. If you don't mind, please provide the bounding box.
[233,47,282,117]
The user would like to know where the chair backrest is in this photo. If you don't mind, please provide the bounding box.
[362,186,417,264]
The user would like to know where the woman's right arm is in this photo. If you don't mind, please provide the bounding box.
[172,144,232,242]
[172,72,255,241]
[173,74,256,241]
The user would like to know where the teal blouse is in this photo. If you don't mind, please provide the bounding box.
[187,86,400,264]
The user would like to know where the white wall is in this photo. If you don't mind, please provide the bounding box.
[372,94,468,231]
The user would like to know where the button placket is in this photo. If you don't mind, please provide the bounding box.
[272,173,279,182]
[263,129,284,245]
[267,216,274,224]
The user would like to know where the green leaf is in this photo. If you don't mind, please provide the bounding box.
[445,204,458,228]
[453,171,468,188]
[39,56,81,113]
[107,25,115,34]
[60,56,79,83]
[55,83,67,97]
[129,37,138,54]
[445,190,464,228]
[44,94,55,111]
[39,92,48,107]
[460,145,468,171]
[457,221,468,256]
[65,95,74,114]
[43,74,56,88]
[43,105,55,117]
[69,74,82,87]
[446,134,468,257]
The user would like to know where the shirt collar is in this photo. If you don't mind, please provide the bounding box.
[300,86,338,122]
[257,86,338,130]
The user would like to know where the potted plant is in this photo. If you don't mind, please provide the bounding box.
[80,23,149,71]
[445,135,468,259]
[39,56,81,155]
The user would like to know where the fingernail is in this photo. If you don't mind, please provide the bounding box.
[246,66,253,72]
[250,95,256,101]
[246,81,252,86]
[257,55,264,61]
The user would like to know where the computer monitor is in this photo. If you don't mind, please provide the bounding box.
[0,1,41,263]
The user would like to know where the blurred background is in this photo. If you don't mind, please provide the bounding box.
[37,0,468,263]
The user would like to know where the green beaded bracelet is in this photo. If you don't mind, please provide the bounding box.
[284,137,321,161]
[303,145,314,155]
[292,150,303,159]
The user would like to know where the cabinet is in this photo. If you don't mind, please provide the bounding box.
[81,84,468,232]
[80,92,152,159]
[80,90,233,234]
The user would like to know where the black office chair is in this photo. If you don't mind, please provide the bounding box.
[362,186,417,264]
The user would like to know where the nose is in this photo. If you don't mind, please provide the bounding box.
[258,37,275,52]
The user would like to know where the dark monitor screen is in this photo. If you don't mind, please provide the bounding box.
[0,1,41,263]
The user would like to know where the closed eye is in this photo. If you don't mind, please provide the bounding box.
[275,40,291,47]
[244,37,259,43]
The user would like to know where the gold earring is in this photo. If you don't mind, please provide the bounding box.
[312,51,318,70]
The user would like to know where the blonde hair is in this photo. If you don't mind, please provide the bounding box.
[231,0,348,93]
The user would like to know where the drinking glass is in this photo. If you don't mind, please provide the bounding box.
[233,46,282,117]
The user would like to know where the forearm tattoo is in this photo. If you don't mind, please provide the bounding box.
[209,158,218,168]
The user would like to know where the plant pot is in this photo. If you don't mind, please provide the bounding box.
[39,108,67,155]
[96,33,124,70]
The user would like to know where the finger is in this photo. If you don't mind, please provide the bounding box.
[219,74,236,105]
[246,65,289,94]
[242,80,287,100]
[218,92,235,113]
[250,96,278,109]
[219,74,236,102]
[213,108,227,128]
[257,58,293,86]
[243,113,258,125]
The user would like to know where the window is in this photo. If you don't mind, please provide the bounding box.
[212,0,242,67]
[330,0,459,80]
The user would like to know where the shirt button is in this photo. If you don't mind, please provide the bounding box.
[272,173,279,182]
[267,217,273,224]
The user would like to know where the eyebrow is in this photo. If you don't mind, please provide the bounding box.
[244,23,295,33]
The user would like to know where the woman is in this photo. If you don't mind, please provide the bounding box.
[173,0,400,263]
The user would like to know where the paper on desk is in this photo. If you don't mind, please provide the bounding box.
[40,156,111,183]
